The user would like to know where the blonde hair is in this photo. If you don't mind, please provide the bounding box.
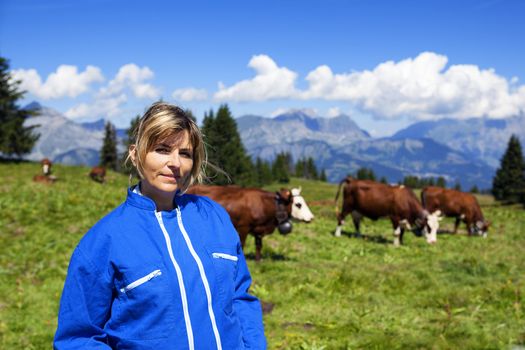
[126,102,206,192]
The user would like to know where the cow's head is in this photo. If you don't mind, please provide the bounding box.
[41,158,52,175]
[290,187,314,223]
[471,220,490,237]
[416,210,441,244]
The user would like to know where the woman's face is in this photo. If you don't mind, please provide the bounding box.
[134,130,193,209]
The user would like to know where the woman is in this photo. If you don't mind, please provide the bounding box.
[54,102,266,349]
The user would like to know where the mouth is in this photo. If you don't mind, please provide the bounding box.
[160,173,180,182]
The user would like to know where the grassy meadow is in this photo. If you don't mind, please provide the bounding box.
[0,162,524,349]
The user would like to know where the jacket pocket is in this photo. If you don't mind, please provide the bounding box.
[113,264,176,340]
[208,247,238,315]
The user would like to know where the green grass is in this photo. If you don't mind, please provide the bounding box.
[1,162,524,349]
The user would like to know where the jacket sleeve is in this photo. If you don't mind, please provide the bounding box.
[233,243,267,350]
[54,247,113,349]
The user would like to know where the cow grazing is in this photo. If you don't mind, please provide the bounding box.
[186,184,314,261]
[334,177,439,245]
[33,174,56,184]
[89,166,106,183]
[421,186,490,237]
[41,158,52,176]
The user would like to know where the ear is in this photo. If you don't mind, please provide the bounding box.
[280,188,292,202]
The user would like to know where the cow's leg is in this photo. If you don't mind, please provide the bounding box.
[335,207,350,237]
[351,211,362,237]
[399,228,405,245]
[392,219,401,246]
[466,222,474,236]
[239,232,248,248]
[453,217,460,234]
[255,235,263,262]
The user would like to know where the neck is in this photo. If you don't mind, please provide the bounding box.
[139,182,176,211]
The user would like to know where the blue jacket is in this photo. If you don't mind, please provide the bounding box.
[54,187,266,349]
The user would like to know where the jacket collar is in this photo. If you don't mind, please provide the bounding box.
[126,184,184,213]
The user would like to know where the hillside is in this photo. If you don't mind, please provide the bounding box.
[237,112,496,189]
[1,162,524,349]
[392,115,525,168]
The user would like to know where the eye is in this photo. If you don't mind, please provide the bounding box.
[155,146,170,154]
[295,203,302,209]
[179,150,193,159]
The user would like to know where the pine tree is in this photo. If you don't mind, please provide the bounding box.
[272,152,291,183]
[0,57,40,157]
[295,158,305,178]
[492,135,525,203]
[436,176,447,188]
[379,176,388,184]
[320,169,327,182]
[306,158,318,180]
[254,157,273,186]
[100,121,118,171]
[201,105,254,185]
[356,167,376,181]
[403,175,420,188]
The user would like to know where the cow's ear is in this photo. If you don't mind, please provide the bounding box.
[280,188,292,202]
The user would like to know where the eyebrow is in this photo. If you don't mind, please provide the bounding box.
[157,143,193,151]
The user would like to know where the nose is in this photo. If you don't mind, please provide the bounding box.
[167,151,181,168]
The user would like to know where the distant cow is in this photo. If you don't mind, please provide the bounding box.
[421,186,490,237]
[33,174,56,184]
[334,177,439,245]
[187,185,314,261]
[89,166,106,183]
[41,158,52,176]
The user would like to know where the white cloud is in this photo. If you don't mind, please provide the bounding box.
[65,94,127,119]
[327,107,341,117]
[300,52,525,120]
[269,107,319,118]
[99,63,160,99]
[172,88,208,101]
[68,63,160,122]
[11,65,104,99]
[214,55,299,101]
[270,108,290,117]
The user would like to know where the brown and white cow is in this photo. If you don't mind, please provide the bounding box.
[421,186,490,237]
[41,158,52,176]
[33,174,57,184]
[186,184,314,261]
[89,166,106,183]
[334,177,439,245]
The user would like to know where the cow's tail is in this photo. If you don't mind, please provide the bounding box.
[420,187,427,209]
[334,176,352,216]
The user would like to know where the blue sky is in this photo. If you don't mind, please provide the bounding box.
[1,0,524,136]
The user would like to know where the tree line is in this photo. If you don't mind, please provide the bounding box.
[1,55,524,204]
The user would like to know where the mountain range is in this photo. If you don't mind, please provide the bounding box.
[22,103,524,190]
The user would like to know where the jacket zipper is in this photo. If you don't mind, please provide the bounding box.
[175,207,223,350]
[155,211,195,350]
[212,252,238,262]
[120,269,162,293]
